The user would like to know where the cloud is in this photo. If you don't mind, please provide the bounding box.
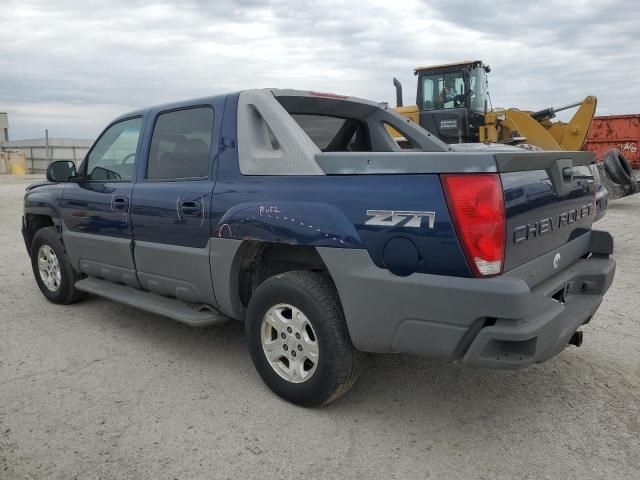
[0,0,637,139]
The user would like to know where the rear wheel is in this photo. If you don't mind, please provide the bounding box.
[30,227,85,304]
[246,271,362,406]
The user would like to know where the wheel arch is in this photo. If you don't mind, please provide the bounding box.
[23,213,57,255]
[23,186,64,255]
[212,239,333,321]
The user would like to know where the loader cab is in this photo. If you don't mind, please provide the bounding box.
[414,60,490,143]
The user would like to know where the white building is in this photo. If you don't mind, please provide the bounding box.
[0,113,8,143]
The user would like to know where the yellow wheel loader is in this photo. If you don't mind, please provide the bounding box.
[392,60,597,151]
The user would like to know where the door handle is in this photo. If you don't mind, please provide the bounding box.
[180,200,202,217]
[112,196,129,211]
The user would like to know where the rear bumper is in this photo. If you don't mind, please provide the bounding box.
[461,254,613,368]
[317,230,615,369]
[594,183,609,222]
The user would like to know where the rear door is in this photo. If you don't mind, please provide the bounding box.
[130,104,219,305]
[61,116,144,286]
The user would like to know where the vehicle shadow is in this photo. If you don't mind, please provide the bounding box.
[74,294,604,427]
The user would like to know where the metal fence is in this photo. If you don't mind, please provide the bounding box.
[0,138,93,173]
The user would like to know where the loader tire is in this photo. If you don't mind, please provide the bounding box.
[603,149,636,189]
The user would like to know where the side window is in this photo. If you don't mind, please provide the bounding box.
[86,117,142,181]
[421,78,436,110]
[147,107,214,180]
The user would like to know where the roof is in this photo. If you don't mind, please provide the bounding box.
[414,60,484,73]
[112,89,380,123]
[112,92,233,123]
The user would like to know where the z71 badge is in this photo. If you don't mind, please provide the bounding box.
[365,210,436,228]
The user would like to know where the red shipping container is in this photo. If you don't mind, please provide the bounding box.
[584,114,640,167]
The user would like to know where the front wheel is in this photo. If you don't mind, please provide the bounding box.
[30,227,85,305]
[246,271,362,407]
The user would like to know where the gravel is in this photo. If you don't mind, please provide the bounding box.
[1,175,638,479]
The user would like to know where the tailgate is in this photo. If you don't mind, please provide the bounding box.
[496,151,597,271]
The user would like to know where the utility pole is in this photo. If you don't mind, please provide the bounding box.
[45,129,50,168]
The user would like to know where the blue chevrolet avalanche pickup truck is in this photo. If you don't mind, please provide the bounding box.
[22,89,615,406]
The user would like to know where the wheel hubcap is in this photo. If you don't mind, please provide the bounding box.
[260,303,319,384]
[37,245,61,292]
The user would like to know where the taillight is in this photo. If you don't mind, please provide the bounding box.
[441,174,505,277]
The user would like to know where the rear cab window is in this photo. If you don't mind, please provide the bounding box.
[290,114,371,152]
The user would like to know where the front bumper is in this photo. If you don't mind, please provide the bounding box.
[317,230,615,369]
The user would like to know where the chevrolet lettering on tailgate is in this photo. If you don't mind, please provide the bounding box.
[513,202,594,245]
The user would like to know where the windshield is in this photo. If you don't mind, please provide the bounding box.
[469,67,488,113]
[420,72,465,110]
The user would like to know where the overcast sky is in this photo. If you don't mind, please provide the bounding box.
[1,0,638,140]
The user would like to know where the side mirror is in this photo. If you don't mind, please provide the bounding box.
[46,160,77,182]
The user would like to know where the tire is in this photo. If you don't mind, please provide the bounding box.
[246,271,362,407]
[603,149,636,189]
[30,226,85,305]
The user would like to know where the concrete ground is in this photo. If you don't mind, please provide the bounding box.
[1,175,638,480]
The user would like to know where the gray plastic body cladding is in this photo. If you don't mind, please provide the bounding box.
[463,285,604,368]
[62,228,138,287]
[317,231,615,366]
[134,240,217,306]
[316,152,497,174]
[317,150,594,175]
[494,150,595,173]
[209,237,244,320]
[237,90,323,176]
[75,277,228,327]
[272,89,449,153]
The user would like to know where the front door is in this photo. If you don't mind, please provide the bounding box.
[61,116,144,286]
[130,105,218,305]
